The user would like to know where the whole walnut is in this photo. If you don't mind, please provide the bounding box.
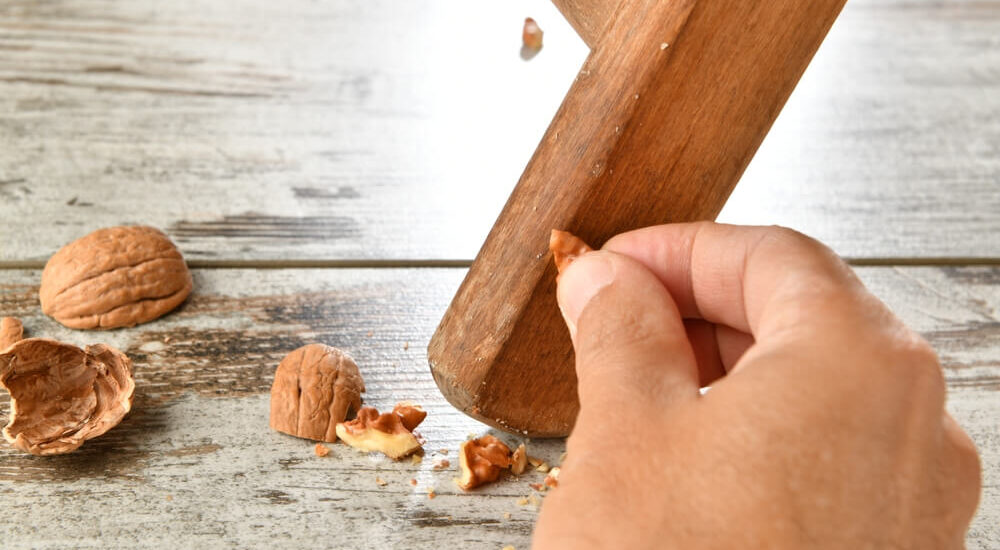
[0,338,135,455]
[270,344,365,442]
[40,226,193,329]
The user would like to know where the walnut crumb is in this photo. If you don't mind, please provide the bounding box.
[544,467,560,488]
[165,494,173,502]
[409,478,417,486]
[529,482,545,492]
[427,489,437,499]
[433,459,450,470]
[503,512,512,520]
[503,546,516,550]
[314,443,330,457]
[439,449,449,455]
[375,476,388,486]
[403,342,409,350]
[516,496,530,506]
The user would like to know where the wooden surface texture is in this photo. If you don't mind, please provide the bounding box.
[1,267,998,548]
[0,0,997,263]
[0,0,998,548]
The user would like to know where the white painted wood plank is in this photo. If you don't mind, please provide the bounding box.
[0,0,996,262]
[0,266,997,548]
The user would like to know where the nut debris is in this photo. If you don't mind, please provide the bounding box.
[544,467,561,488]
[510,443,528,475]
[1,317,24,350]
[270,344,365,443]
[433,459,451,470]
[314,443,330,457]
[458,435,512,490]
[375,476,388,487]
[336,403,425,459]
[522,18,543,50]
[0,338,134,455]
[39,226,192,329]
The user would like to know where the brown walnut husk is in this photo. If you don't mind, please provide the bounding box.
[0,338,135,455]
[270,344,365,442]
[39,225,193,329]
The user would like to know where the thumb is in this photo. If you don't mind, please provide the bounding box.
[557,250,700,412]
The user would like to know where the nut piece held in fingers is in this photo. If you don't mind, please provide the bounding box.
[550,230,594,277]
[1,317,24,350]
[270,344,365,443]
[458,435,513,490]
[0,338,135,455]
[39,226,193,329]
[336,406,423,459]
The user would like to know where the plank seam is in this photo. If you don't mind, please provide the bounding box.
[0,258,998,270]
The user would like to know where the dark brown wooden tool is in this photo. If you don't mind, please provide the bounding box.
[429,0,847,437]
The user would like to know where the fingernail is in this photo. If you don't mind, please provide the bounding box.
[557,252,616,340]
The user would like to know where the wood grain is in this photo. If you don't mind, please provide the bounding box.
[0,0,997,263]
[549,0,614,47]
[0,266,997,548]
[430,0,847,436]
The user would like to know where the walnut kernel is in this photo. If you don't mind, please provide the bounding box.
[458,435,512,490]
[550,229,594,275]
[336,406,423,459]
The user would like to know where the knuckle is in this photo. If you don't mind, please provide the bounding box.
[887,335,946,399]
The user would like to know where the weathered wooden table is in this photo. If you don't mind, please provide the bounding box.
[1,1,997,548]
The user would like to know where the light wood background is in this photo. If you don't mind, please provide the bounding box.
[0,0,997,548]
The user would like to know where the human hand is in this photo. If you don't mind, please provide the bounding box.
[532,223,980,549]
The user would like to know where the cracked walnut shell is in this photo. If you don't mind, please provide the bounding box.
[0,338,135,455]
[40,226,193,329]
[458,435,512,490]
[270,344,365,443]
[336,405,425,459]
[1,317,24,350]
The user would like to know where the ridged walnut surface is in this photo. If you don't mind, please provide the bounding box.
[269,344,365,442]
[39,226,193,329]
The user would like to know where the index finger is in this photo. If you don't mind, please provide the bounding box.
[602,222,878,340]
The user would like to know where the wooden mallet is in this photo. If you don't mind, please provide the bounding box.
[429,0,847,437]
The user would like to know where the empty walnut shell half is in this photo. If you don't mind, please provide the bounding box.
[40,225,193,329]
[270,344,365,443]
[0,338,135,455]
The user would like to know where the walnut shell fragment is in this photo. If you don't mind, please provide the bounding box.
[270,344,365,443]
[1,317,24,350]
[550,229,594,276]
[0,338,135,455]
[40,226,193,329]
[336,404,425,459]
[522,17,544,50]
[510,443,528,475]
[458,435,512,490]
